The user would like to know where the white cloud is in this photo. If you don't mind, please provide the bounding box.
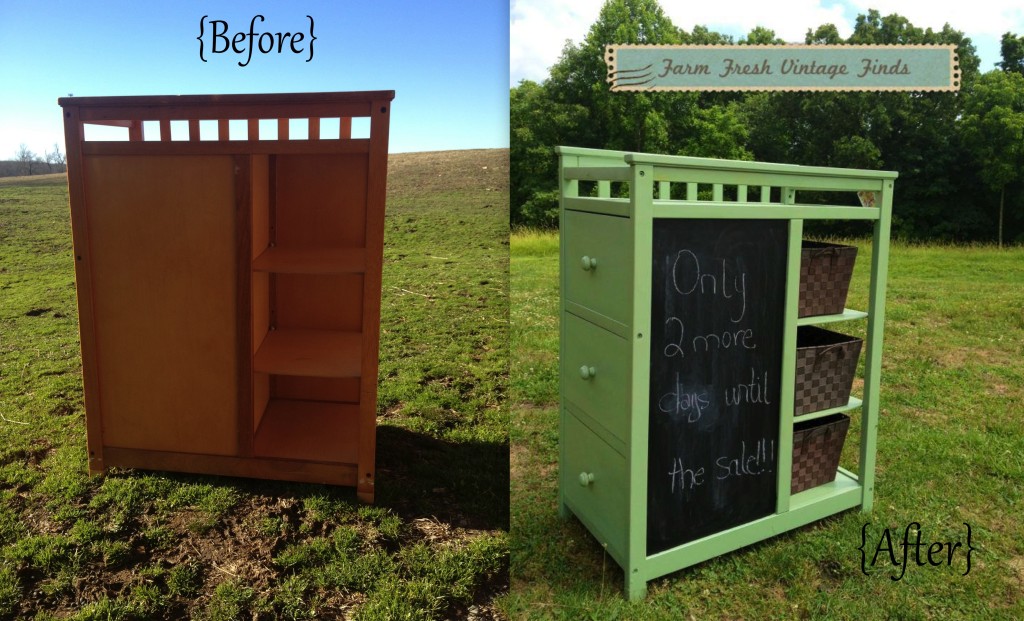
[510,0,605,85]
[661,1,852,43]
[843,0,1024,38]
[509,0,1024,87]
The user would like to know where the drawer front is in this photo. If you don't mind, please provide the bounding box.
[562,313,629,443]
[563,210,632,326]
[562,411,628,558]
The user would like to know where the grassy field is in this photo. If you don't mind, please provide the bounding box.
[507,229,1024,619]
[0,150,509,620]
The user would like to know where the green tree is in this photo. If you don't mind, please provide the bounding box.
[960,70,1024,247]
[510,0,756,226]
[741,10,985,240]
[510,79,590,227]
[998,32,1024,75]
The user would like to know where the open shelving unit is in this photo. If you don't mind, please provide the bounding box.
[556,146,895,598]
[60,91,393,502]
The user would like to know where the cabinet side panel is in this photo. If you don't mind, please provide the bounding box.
[274,273,364,331]
[274,154,368,248]
[85,155,238,456]
[251,154,270,258]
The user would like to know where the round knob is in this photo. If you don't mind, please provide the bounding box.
[578,472,595,487]
[580,255,598,271]
[579,365,596,379]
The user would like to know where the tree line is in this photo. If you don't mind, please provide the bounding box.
[511,0,1024,246]
[5,143,67,176]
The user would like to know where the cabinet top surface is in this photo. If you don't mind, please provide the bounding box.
[58,90,396,109]
[556,145,898,180]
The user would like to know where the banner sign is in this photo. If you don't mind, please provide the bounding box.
[606,45,958,92]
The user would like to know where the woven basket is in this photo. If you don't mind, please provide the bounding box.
[794,326,862,416]
[799,241,858,317]
[791,413,851,493]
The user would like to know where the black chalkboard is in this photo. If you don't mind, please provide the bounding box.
[647,219,787,555]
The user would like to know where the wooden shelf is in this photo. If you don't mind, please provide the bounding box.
[793,397,863,423]
[253,329,361,377]
[797,308,868,326]
[253,399,359,463]
[252,246,366,274]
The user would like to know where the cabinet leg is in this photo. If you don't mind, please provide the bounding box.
[357,481,375,504]
[558,491,571,519]
[626,571,647,600]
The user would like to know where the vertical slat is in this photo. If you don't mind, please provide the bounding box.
[248,118,259,141]
[234,154,253,457]
[860,179,894,512]
[776,217,803,514]
[686,182,697,201]
[658,181,670,200]
[557,150,580,523]
[340,117,352,139]
[188,119,200,142]
[128,120,143,142]
[356,99,392,503]
[712,183,724,202]
[218,119,229,141]
[278,118,289,141]
[598,180,610,198]
[60,104,106,473]
[159,118,170,142]
[627,161,655,600]
[761,185,771,203]
[737,185,747,202]
[309,117,320,141]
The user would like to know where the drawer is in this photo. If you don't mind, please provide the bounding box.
[562,210,632,326]
[561,313,629,443]
[562,411,628,559]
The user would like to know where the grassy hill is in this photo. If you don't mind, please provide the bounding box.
[0,149,509,620]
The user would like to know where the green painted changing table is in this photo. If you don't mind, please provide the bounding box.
[556,146,896,599]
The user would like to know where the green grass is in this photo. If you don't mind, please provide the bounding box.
[506,229,1024,619]
[0,149,509,619]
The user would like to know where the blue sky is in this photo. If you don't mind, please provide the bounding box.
[0,0,510,158]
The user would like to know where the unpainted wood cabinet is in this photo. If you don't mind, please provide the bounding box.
[59,91,394,502]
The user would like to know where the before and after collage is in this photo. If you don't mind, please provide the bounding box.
[1,1,1024,619]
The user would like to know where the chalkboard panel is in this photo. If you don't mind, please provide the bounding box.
[647,219,787,555]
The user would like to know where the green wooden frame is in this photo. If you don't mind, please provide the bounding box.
[556,146,896,599]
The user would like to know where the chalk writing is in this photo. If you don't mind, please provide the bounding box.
[668,457,705,493]
[671,249,747,322]
[648,219,786,553]
[715,439,774,480]
[664,316,757,358]
[724,368,772,407]
[657,373,710,422]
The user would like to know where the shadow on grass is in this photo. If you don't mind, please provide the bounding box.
[91,424,509,533]
[376,424,509,531]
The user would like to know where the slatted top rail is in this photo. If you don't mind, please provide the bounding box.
[58,90,395,144]
[558,146,897,186]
